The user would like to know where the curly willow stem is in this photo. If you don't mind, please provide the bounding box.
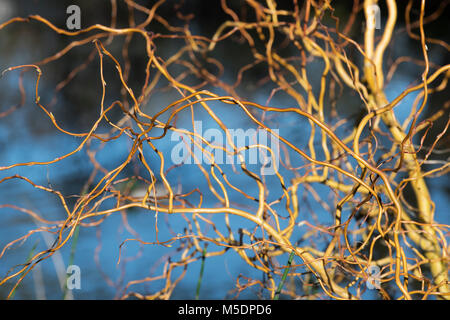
[0,0,448,300]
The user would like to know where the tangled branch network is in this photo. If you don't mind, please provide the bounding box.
[0,0,449,300]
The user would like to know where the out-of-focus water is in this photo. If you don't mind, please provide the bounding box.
[0,0,448,300]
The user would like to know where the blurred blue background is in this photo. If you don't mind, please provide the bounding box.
[0,0,448,300]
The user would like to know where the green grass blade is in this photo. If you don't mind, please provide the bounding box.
[10,240,39,299]
[195,247,207,300]
[63,224,80,299]
[273,250,295,300]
